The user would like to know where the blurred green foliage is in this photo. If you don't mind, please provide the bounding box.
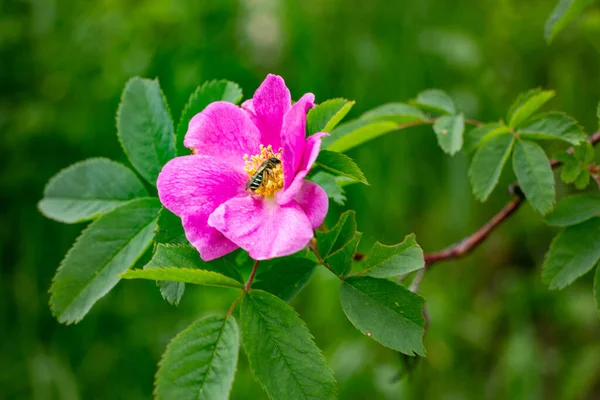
[2,0,600,398]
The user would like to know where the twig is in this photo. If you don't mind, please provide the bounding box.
[464,118,483,126]
[244,259,259,292]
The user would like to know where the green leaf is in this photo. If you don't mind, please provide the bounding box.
[433,114,465,155]
[121,267,244,289]
[544,193,600,227]
[464,122,511,152]
[326,232,362,277]
[117,77,175,185]
[517,112,586,145]
[307,98,355,135]
[155,316,239,400]
[594,266,600,317]
[323,119,398,153]
[38,158,148,224]
[340,276,425,356]
[310,172,349,206]
[574,142,595,164]
[50,198,161,324]
[512,140,556,214]
[315,150,368,184]
[542,217,600,289]
[561,159,585,183]
[175,80,243,156]
[574,168,591,189]
[316,210,357,259]
[360,103,426,124]
[468,134,515,201]
[507,89,555,128]
[413,89,456,115]
[155,208,188,245]
[545,0,595,43]
[253,257,317,302]
[241,290,337,400]
[360,234,424,278]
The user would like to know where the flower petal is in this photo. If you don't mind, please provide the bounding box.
[281,93,315,189]
[248,74,291,150]
[295,181,329,229]
[182,213,239,261]
[184,101,261,167]
[208,196,313,260]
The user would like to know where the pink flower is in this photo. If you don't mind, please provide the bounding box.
[157,74,329,261]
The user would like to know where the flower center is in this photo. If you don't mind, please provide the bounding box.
[243,144,284,197]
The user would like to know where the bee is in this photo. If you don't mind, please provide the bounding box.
[245,157,281,191]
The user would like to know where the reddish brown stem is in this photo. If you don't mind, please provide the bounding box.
[244,259,259,292]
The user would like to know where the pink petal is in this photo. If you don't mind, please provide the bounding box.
[184,102,261,167]
[208,196,314,260]
[277,132,328,205]
[248,74,291,151]
[295,181,329,229]
[281,93,315,189]
[182,214,239,261]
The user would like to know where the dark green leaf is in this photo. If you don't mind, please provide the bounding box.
[155,208,188,245]
[316,210,357,259]
[340,276,425,356]
[326,232,362,277]
[433,114,464,155]
[50,198,161,324]
[464,122,511,152]
[121,267,244,289]
[545,0,595,43]
[310,172,349,206]
[413,89,455,115]
[468,134,515,201]
[38,158,148,224]
[155,316,239,400]
[360,103,426,124]
[512,140,555,214]
[594,266,600,317]
[175,80,243,156]
[507,88,555,128]
[544,193,600,227]
[254,257,317,302]
[360,234,424,278]
[307,98,355,135]
[315,150,368,184]
[323,119,398,153]
[517,112,586,145]
[117,77,175,185]
[542,217,600,289]
[241,290,337,400]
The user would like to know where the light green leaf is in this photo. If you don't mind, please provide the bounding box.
[561,159,585,183]
[464,122,511,152]
[241,290,337,400]
[574,169,591,189]
[468,134,515,201]
[121,267,244,289]
[340,276,425,356]
[360,234,424,278]
[117,77,175,185]
[155,208,188,245]
[544,193,600,227]
[315,150,368,184]
[155,316,239,400]
[360,103,426,124]
[517,112,586,145]
[309,172,349,206]
[595,266,600,317]
[326,232,362,277]
[574,142,595,164]
[323,119,398,153]
[50,198,161,324]
[316,210,357,259]
[413,89,456,115]
[512,140,556,214]
[507,88,555,128]
[433,114,465,155]
[545,0,595,43]
[307,98,355,135]
[176,80,243,156]
[254,257,317,302]
[38,158,148,224]
[542,217,600,289]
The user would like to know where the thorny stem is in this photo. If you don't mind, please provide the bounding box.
[226,259,260,317]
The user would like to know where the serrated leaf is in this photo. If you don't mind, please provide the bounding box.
[360,103,426,124]
[360,234,424,278]
[507,89,556,128]
[307,98,355,135]
[322,119,398,153]
[340,276,425,356]
[121,267,244,289]
[594,266,600,317]
[316,211,357,259]
[38,158,148,224]
[574,142,595,164]
[517,112,586,145]
[545,0,595,43]
[253,257,317,302]
[574,168,591,189]
[469,134,515,201]
[433,114,465,155]
[50,198,161,324]
[413,89,456,115]
[309,172,351,206]
[544,193,600,227]
[512,140,556,214]
[176,80,243,156]
[542,217,600,289]
[464,122,511,152]
[241,290,337,400]
[155,316,239,400]
[561,160,585,183]
[326,232,362,277]
[117,77,175,185]
[315,150,368,184]
[155,208,188,245]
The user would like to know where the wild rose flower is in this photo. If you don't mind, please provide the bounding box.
[157,74,329,261]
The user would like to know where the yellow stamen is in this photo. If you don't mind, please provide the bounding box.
[243,144,284,197]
